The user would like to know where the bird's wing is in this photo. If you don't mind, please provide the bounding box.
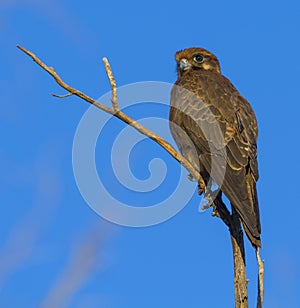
[170,71,261,246]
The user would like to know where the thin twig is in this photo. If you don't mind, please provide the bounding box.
[51,92,73,98]
[256,248,264,308]
[102,57,118,111]
[16,45,113,115]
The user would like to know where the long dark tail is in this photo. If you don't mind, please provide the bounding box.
[238,172,261,248]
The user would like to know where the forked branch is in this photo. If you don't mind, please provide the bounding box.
[16,45,205,190]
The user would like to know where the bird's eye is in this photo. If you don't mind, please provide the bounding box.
[193,54,204,63]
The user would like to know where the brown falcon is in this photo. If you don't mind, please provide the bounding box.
[169,47,261,247]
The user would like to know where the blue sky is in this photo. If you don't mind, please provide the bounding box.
[1,0,300,307]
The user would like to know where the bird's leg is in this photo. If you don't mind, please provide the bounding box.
[211,191,223,217]
[197,167,209,195]
[211,191,232,227]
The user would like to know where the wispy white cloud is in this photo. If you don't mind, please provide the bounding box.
[0,143,63,287]
[1,0,99,48]
[41,222,113,308]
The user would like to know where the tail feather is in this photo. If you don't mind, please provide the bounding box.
[237,172,261,247]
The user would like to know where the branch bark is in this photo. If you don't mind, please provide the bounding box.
[213,193,248,307]
[17,45,264,307]
[256,248,264,308]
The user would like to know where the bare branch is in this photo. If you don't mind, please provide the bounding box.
[256,248,264,308]
[16,45,206,190]
[230,206,248,307]
[213,193,248,307]
[102,57,118,111]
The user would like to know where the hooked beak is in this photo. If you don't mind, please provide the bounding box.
[179,58,192,72]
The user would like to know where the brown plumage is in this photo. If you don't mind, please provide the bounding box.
[169,47,261,247]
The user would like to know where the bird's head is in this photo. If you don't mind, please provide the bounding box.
[175,47,221,77]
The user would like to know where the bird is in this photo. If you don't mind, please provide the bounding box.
[169,47,261,247]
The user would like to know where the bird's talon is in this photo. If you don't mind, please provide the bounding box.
[198,184,204,195]
[212,209,220,218]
